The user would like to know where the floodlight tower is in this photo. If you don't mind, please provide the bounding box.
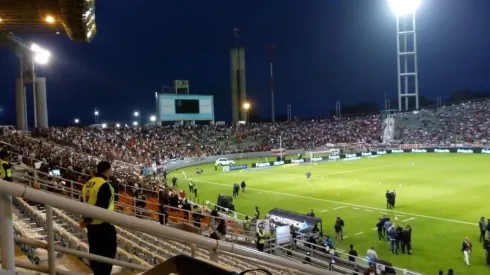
[0,33,52,131]
[389,0,421,111]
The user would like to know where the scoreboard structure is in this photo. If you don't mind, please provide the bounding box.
[158,94,214,123]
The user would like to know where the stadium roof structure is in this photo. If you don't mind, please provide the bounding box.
[0,0,96,42]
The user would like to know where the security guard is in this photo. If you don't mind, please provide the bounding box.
[80,161,117,275]
[256,228,266,252]
[0,150,12,182]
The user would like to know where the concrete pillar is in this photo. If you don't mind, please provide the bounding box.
[230,48,239,124]
[15,78,26,131]
[230,48,247,124]
[35,77,48,128]
[238,48,247,122]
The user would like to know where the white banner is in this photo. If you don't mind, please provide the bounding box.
[256,219,270,235]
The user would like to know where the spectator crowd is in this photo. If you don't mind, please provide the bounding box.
[0,98,489,204]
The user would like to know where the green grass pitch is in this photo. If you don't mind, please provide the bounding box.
[170,154,489,275]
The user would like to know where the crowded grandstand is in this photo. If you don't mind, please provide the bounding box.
[1,98,490,275]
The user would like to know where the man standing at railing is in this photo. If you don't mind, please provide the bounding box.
[80,161,117,275]
[0,150,13,182]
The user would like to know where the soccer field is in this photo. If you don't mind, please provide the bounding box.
[170,154,489,275]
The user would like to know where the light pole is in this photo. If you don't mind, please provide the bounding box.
[94,109,99,124]
[268,45,276,123]
[29,43,51,129]
[389,0,421,111]
[243,102,250,124]
[74,118,79,124]
[150,115,156,125]
[1,32,52,130]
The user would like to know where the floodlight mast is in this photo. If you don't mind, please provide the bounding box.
[390,0,421,111]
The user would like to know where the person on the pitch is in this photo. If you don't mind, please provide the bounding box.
[479,217,487,242]
[241,180,246,192]
[305,171,311,182]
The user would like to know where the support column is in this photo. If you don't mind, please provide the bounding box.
[15,78,26,131]
[35,77,48,128]
[0,195,15,272]
[238,48,247,122]
[230,48,239,124]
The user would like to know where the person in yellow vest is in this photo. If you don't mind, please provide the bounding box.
[80,161,116,275]
[0,150,12,182]
[256,228,266,252]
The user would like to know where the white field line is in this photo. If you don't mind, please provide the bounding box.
[193,179,477,226]
[403,217,416,222]
[321,210,329,213]
[333,206,347,210]
[354,232,364,236]
[343,236,349,239]
[372,228,377,231]
[353,208,360,210]
[364,209,373,212]
[246,162,412,179]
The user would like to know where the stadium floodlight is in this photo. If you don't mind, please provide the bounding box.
[94,110,99,116]
[0,18,3,23]
[133,121,138,126]
[102,123,107,129]
[116,123,120,128]
[389,0,421,16]
[30,44,52,65]
[74,118,79,124]
[45,15,55,24]
[150,115,156,122]
[243,102,251,123]
[133,111,139,117]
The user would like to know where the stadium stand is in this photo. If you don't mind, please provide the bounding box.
[4,99,489,274]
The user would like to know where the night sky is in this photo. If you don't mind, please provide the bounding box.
[0,0,489,126]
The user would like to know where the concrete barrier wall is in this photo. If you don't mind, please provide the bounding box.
[165,149,305,171]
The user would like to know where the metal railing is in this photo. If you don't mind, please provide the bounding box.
[291,235,421,275]
[0,179,335,275]
[10,164,259,241]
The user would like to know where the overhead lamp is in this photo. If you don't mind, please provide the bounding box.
[389,0,421,16]
[45,15,55,24]
[30,44,51,65]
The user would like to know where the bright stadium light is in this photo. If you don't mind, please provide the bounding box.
[45,15,55,23]
[243,102,250,110]
[133,121,138,126]
[389,0,421,16]
[116,123,120,128]
[134,111,139,117]
[94,110,99,116]
[74,118,79,124]
[102,123,107,129]
[30,44,51,65]
[150,115,156,122]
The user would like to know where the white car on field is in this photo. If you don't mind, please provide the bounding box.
[215,158,235,166]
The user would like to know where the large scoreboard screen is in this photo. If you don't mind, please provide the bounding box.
[158,94,214,121]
